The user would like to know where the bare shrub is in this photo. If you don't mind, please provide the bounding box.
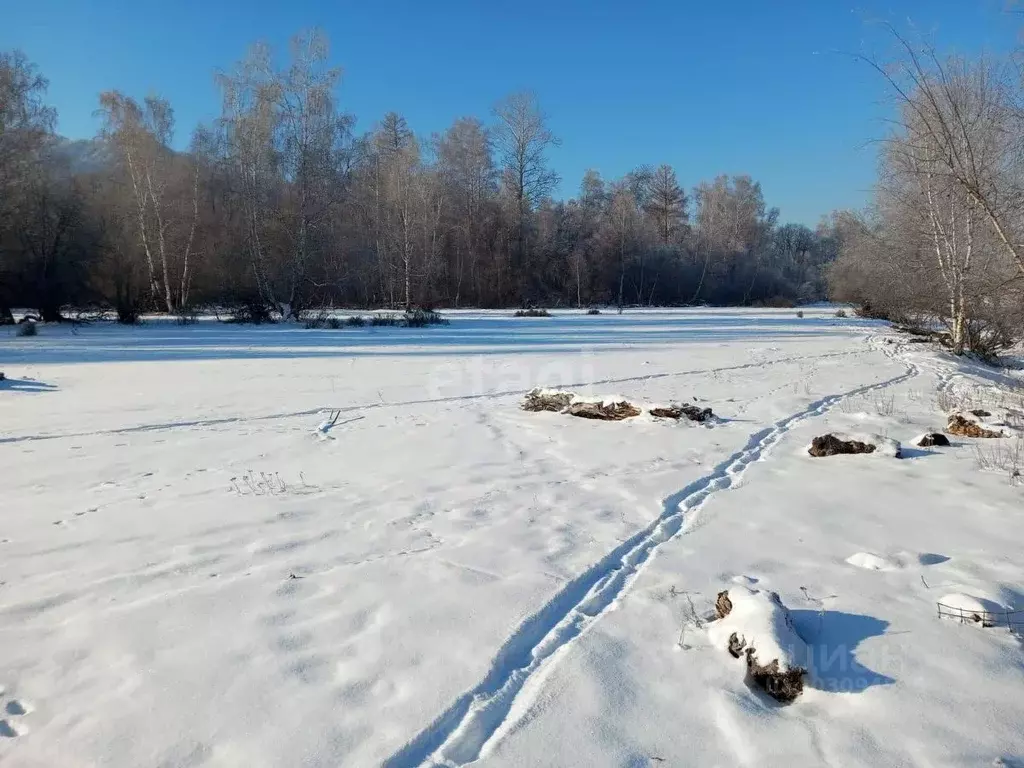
[936,385,988,415]
[224,300,275,324]
[230,470,288,496]
[973,437,1023,483]
[586,308,601,315]
[874,392,896,417]
[404,309,448,327]
[514,308,550,317]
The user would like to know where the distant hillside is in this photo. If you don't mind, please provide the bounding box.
[49,137,115,174]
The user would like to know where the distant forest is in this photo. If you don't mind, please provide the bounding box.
[3,31,843,322]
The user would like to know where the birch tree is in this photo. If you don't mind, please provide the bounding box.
[99,92,198,312]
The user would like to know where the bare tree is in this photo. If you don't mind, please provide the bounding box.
[492,91,560,302]
[864,28,1024,279]
[0,34,843,319]
[0,50,56,323]
[276,29,351,317]
[437,117,495,305]
[98,92,199,313]
[216,41,283,318]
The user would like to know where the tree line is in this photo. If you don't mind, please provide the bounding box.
[829,28,1024,357]
[1,30,842,323]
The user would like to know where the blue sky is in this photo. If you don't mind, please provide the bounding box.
[2,0,1018,224]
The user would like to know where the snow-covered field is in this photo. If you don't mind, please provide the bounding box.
[1,308,1022,768]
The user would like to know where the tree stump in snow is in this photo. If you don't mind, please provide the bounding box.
[708,588,807,704]
[745,654,805,703]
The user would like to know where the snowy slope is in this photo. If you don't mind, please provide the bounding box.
[1,308,1022,768]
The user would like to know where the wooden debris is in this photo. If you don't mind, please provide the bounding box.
[522,389,574,412]
[566,400,641,421]
[650,403,715,422]
[947,414,1003,439]
[715,590,733,619]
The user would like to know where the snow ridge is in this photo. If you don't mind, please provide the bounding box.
[384,340,918,768]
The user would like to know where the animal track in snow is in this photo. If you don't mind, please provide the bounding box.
[5,700,31,716]
[0,695,31,738]
[0,719,26,738]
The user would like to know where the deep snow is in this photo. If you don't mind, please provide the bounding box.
[1,308,1022,767]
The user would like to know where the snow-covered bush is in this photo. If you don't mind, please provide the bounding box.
[404,309,448,327]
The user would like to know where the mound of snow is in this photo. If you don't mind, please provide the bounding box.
[846,552,901,571]
[938,592,1008,620]
[707,587,807,676]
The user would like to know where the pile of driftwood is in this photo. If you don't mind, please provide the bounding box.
[522,388,714,423]
[649,404,714,422]
[947,413,1004,439]
[522,389,575,413]
[566,400,641,420]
